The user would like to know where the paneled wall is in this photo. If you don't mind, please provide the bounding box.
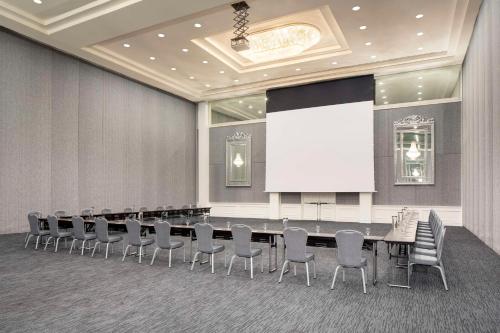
[0,30,196,234]
[462,0,500,254]
[209,103,461,207]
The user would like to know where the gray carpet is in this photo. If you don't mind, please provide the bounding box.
[1,218,499,333]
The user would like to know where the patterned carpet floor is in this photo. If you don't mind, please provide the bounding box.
[0,218,499,333]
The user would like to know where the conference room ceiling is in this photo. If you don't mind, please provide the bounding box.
[0,0,481,102]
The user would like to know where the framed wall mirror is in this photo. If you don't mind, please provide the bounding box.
[226,132,252,187]
[394,115,435,185]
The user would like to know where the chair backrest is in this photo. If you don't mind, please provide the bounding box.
[28,213,41,235]
[139,207,148,212]
[54,210,66,217]
[126,219,142,246]
[195,223,214,253]
[101,208,112,214]
[47,215,60,237]
[436,228,446,261]
[154,221,172,248]
[335,230,364,267]
[124,207,133,213]
[231,224,253,257]
[94,217,110,242]
[28,211,42,218]
[283,227,309,262]
[81,208,93,216]
[156,206,165,211]
[72,216,86,240]
[182,205,190,209]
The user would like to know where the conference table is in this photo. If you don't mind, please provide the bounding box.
[383,211,419,288]
[47,215,384,286]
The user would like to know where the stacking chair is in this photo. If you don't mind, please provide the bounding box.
[409,228,448,290]
[91,217,123,259]
[25,213,49,249]
[227,224,263,279]
[279,227,316,286]
[150,221,185,267]
[124,207,133,213]
[191,223,226,273]
[139,207,148,212]
[24,211,42,244]
[43,215,72,252]
[69,216,97,255]
[54,210,67,218]
[101,208,112,214]
[122,219,154,263]
[330,230,368,294]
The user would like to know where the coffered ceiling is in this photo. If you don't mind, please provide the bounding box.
[0,0,481,102]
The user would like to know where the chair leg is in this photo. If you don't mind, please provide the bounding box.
[294,264,297,276]
[24,232,29,244]
[168,249,172,268]
[224,250,227,268]
[183,246,186,262]
[44,236,53,251]
[435,263,449,291]
[342,268,345,282]
[150,247,160,265]
[122,245,131,261]
[139,246,143,263]
[305,262,311,286]
[361,267,367,294]
[105,243,110,259]
[191,252,200,271]
[331,265,341,290]
[91,241,100,257]
[227,255,236,276]
[55,238,60,252]
[81,240,86,255]
[278,260,289,283]
[312,260,317,279]
[250,257,254,279]
[261,253,264,273]
[35,236,40,249]
[25,234,33,248]
[211,253,215,274]
[69,239,76,254]
[244,258,247,271]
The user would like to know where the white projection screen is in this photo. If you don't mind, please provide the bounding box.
[265,101,375,192]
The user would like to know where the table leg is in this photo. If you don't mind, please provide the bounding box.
[268,235,277,273]
[387,243,411,288]
[372,241,378,285]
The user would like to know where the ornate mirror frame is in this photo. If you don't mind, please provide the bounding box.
[226,132,252,187]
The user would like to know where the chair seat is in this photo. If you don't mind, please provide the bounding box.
[417,230,433,235]
[410,253,438,266]
[75,233,96,240]
[341,257,367,268]
[107,235,123,243]
[210,244,225,253]
[416,236,434,242]
[239,248,262,258]
[38,230,50,236]
[290,252,315,263]
[163,240,184,250]
[57,231,72,238]
[414,247,437,256]
[417,234,434,239]
[415,240,436,249]
[140,238,154,246]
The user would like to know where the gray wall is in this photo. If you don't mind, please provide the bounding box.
[462,0,500,254]
[209,103,461,206]
[0,30,197,234]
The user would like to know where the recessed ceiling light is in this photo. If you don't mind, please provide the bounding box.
[189,76,195,80]
[365,42,372,46]
[418,85,423,88]
[383,101,389,105]
[219,70,225,74]
[359,25,367,30]
[295,68,301,71]
[194,23,202,28]
[181,48,189,53]
[331,61,338,65]
[382,96,387,99]
[263,73,268,77]
[123,43,130,48]
[149,56,156,60]
[202,60,208,64]
[416,14,424,19]
[370,55,377,59]
[417,32,424,36]
[352,5,361,11]
[418,76,423,80]
[157,33,165,38]
[248,105,253,109]
[171,67,176,71]
[258,110,263,114]
[378,82,384,85]
[380,89,386,93]
[418,47,424,51]
[238,100,243,104]
[205,84,211,87]
[417,92,422,95]
[33,0,43,3]
[418,97,422,101]
[234,79,239,83]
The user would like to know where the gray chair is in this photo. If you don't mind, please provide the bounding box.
[81,208,94,216]
[101,208,112,214]
[124,207,133,213]
[279,227,316,286]
[91,217,123,259]
[69,216,97,255]
[24,211,42,244]
[190,223,226,273]
[409,228,448,290]
[122,219,155,263]
[155,206,165,211]
[139,207,148,212]
[43,215,72,252]
[331,230,368,294]
[54,210,67,218]
[150,221,185,267]
[25,213,49,249]
[227,224,263,279]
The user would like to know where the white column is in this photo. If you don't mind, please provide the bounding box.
[197,102,210,207]
[269,192,281,220]
[359,192,373,223]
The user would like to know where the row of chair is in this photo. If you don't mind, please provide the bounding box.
[45,205,198,218]
[25,213,370,292]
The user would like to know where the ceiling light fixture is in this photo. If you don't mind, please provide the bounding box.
[194,23,202,28]
[417,92,422,95]
[418,76,423,80]
[382,96,387,99]
[205,84,211,87]
[189,76,195,80]
[263,73,268,77]
[418,47,424,51]
[258,110,263,114]
[416,14,424,19]
[331,61,338,65]
[123,43,130,48]
[418,97,422,101]
[230,1,250,51]
[202,60,208,64]
[406,141,421,160]
[219,70,225,74]
[33,0,42,4]
[157,33,165,38]
[378,82,384,85]
[380,89,386,93]
[149,56,156,60]
[171,67,176,71]
[365,42,372,46]
[295,68,301,71]
[239,24,321,63]
[418,85,423,88]
[182,48,189,52]
[370,55,377,59]
[417,32,424,36]
[384,101,388,105]
[234,79,239,83]
[238,100,243,104]
[359,25,367,30]
[248,105,253,109]
[352,5,360,11]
